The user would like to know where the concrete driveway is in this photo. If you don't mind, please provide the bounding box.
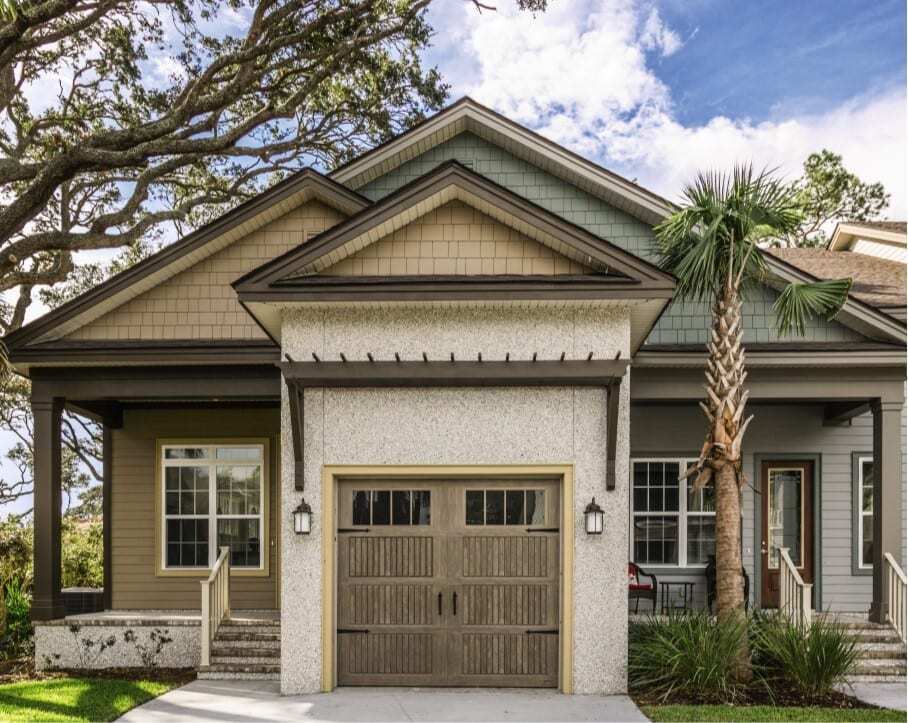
[117,680,649,722]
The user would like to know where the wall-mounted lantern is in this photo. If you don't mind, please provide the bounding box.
[293,497,313,535]
[584,497,604,535]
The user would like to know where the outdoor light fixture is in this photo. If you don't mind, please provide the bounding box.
[293,497,313,535]
[584,497,604,535]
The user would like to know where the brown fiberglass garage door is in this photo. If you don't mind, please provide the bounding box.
[336,479,560,687]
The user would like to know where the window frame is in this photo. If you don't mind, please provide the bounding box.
[853,452,874,574]
[629,456,716,569]
[156,438,270,577]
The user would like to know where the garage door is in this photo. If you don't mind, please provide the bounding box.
[336,479,560,687]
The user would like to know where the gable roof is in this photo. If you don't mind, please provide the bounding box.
[329,97,675,226]
[766,247,906,311]
[5,170,369,351]
[827,220,907,251]
[234,160,676,296]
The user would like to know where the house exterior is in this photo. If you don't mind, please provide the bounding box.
[6,99,906,695]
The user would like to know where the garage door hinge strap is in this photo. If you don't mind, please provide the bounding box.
[337,628,370,634]
[526,629,559,634]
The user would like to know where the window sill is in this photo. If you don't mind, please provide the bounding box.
[631,565,709,576]
[155,566,270,578]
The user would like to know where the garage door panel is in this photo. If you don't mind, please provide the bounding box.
[460,583,557,627]
[338,631,443,684]
[346,535,435,578]
[446,631,559,686]
[339,583,438,626]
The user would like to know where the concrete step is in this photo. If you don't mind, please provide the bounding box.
[854,642,907,659]
[212,637,280,651]
[223,616,279,627]
[217,624,280,636]
[210,645,280,659]
[215,631,281,643]
[198,663,280,679]
[197,670,280,681]
[846,629,903,644]
[852,659,908,676]
[211,655,281,666]
[846,674,908,684]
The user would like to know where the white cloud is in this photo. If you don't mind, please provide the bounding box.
[427,0,906,216]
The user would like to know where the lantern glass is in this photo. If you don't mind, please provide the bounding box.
[584,498,604,535]
[293,499,312,535]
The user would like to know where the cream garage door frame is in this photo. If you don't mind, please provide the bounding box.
[320,464,575,693]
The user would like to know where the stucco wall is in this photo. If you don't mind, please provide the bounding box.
[279,302,632,695]
[630,402,907,613]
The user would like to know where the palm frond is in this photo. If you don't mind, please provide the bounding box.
[772,278,853,337]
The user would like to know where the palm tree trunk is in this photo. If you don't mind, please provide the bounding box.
[706,279,752,681]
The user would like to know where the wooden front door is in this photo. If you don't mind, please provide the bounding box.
[336,479,560,687]
[760,461,814,608]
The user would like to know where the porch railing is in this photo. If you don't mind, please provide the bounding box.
[884,552,907,643]
[200,546,230,667]
[779,547,812,627]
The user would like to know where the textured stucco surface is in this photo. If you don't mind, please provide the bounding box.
[35,622,199,670]
[280,302,631,695]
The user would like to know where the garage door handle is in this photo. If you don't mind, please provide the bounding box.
[438,592,442,616]
[452,591,457,616]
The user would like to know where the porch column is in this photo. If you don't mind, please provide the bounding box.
[31,396,65,621]
[869,398,904,623]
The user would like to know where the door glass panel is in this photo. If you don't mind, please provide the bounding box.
[412,491,431,525]
[466,491,484,525]
[352,491,370,525]
[371,491,391,525]
[505,490,525,525]
[485,490,505,525]
[392,490,412,525]
[767,468,803,569]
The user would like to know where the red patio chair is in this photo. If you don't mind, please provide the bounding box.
[628,562,657,614]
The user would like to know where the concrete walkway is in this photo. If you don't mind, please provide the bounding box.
[117,680,649,722]
[837,682,907,712]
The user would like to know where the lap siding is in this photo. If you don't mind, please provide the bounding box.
[110,407,279,610]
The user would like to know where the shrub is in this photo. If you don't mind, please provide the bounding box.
[752,613,858,697]
[1,578,33,659]
[62,517,103,588]
[628,612,750,703]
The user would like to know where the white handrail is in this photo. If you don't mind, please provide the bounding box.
[884,552,907,644]
[778,547,812,627]
[200,546,230,667]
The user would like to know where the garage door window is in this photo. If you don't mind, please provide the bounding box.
[465,489,545,526]
[352,490,431,525]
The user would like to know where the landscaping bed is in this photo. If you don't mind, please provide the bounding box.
[640,704,906,722]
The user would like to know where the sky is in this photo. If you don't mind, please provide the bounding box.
[422,0,906,213]
[2,0,906,517]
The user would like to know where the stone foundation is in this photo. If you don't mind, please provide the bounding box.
[34,613,200,670]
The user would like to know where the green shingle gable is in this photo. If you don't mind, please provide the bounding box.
[358,132,864,346]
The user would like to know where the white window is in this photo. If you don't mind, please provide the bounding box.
[857,456,874,569]
[630,458,716,567]
[161,443,265,571]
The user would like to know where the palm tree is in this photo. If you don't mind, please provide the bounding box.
[654,166,851,670]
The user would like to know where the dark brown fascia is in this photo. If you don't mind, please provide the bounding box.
[239,274,675,303]
[9,339,280,366]
[4,170,370,352]
[329,96,676,218]
[233,161,677,298]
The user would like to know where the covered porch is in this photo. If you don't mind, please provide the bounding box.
[629,351,906,625]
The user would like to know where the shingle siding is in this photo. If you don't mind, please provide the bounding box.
[361,132,863,345]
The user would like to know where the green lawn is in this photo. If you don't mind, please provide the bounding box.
[642,705,907,722]
[0,677,182,722]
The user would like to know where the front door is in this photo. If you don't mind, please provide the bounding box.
[760,461,814,608]
[336,479,560,687]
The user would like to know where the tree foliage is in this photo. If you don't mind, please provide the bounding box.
[783,149,890,248]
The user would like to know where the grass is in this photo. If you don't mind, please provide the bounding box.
[642,705,907,722]
[0,676,182,722]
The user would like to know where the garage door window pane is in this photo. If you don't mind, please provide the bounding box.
[466,491,484,525]
[371,491,391,525]
[352,491,370,525]
[485,490,505,525]
[505,491,525,525]
[392,491,412,525]
[527,491,545,525]
[413,491,431,525]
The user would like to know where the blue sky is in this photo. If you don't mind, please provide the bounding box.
[2,0,906,518]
